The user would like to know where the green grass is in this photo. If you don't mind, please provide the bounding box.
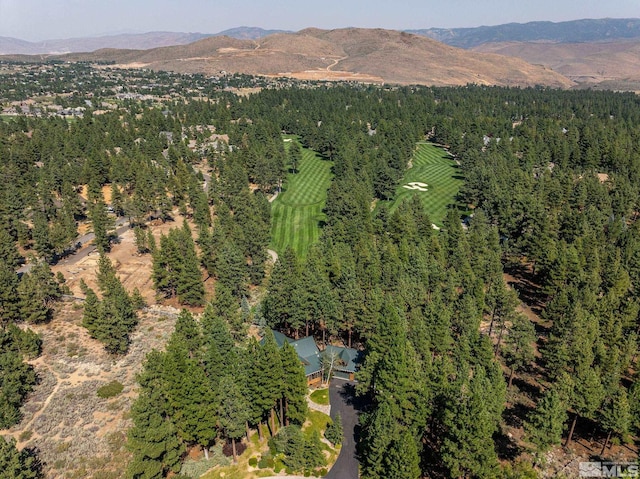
[270,136,333,257]
[309,388,330,406]
[387,142,464,227]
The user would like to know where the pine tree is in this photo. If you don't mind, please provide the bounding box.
[0,228,22,269]
[126,388,184,479]
[280,341,308,426]
[361,399,397,479]
[503,312,536,388]
[175,221,205,306]
[288,141,302,174]
[0,262,21,325]
[83,255,138,354]
[325,413,343,445]
[0,436,42,479]
[384,430,421,479]
[163,346,218,457]
[171,309,202,360]
[17,262,61,323]
[599,387,631,456]
[302,430,325,469]
[81,285,102,335]
[255,330,284,435]
[525,387,568,452]
[89,198,115,253]
[566,365,605,447]
[441,367,502,479]
[218,375,250,462]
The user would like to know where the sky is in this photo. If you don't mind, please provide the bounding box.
[1,0,638,41]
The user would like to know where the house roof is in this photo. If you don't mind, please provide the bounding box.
[263,330,360,377]
[325,345,362,373]
[290,336,322,376]
[271,329,293,348]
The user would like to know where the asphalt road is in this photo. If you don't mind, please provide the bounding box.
[17,216,130,275]
[325,380,361,479]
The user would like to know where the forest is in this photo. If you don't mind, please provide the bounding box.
[0,63,639,478]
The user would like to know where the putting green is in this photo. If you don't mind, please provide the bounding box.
[388,142,464,227]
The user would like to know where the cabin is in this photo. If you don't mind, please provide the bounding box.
[268,330,360,386]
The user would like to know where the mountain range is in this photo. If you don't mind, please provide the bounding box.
[0,28,287,55]
[2,19,640,90]
[34,28,573,89]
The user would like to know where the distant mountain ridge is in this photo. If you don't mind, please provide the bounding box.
[0,27,286,55]
[31,28,573,89]
[408,18,640,48]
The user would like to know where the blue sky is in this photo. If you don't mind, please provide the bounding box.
[1,0,638,41]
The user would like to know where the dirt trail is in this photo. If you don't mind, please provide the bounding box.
[326,56,348,71]
[14,363,63,446]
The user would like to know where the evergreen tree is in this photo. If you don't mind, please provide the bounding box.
[0,436,42,479]
[127,388,184,479]
[302,430,325,469]
[0,263,21,325]
[83,255,138,354]
[599,387,631,456]
[325,413,343,446]
[525,387,568,453]
[175,221,205,306]
[0,228,22,269]
[441,367,502,479]
[163,346,218,457]
[217,375,250,462]
[503,312,536,388]
[255,330,284,435]
[17,262,61,323]
[280,341,308,426]
[89,198,115,253]
[384,430,421,479]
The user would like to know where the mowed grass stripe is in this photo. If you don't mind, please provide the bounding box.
[389,142,463,227]
[271,138,332,257]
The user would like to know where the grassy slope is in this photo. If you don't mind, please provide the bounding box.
[270,136,332,257]
[388,142,464,227]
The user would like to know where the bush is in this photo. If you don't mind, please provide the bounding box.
[96,381,124,398]
[257,455,274,469]
[248,457,258,467]
[325,413,343,445]
[179,444,230,477]
[222,440,246,457]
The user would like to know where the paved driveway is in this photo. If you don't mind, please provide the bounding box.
[324,380,361,479]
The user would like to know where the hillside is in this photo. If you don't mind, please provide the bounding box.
[410,18,640,48]
[472,39,640,86]
[409,18,640,89]
[0,27,289,55]
[0,32,215,55]
[43,28,573,88]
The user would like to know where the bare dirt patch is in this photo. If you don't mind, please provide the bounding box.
[0,302,180,478]
[52,215,185,304]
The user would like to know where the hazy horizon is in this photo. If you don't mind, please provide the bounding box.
[0,0,638,42]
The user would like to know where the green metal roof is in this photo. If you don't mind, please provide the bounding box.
[290,336,322,376]
[263,330,361,377]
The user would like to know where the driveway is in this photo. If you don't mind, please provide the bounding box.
[324,380,361,479]
[17,216,130,275]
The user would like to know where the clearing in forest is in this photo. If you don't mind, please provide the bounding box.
[270,136,333,257]
[388,142,463,227]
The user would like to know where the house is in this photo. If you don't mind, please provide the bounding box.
[267,330,361,386]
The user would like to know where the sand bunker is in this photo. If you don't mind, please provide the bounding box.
[403,182,428,191]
